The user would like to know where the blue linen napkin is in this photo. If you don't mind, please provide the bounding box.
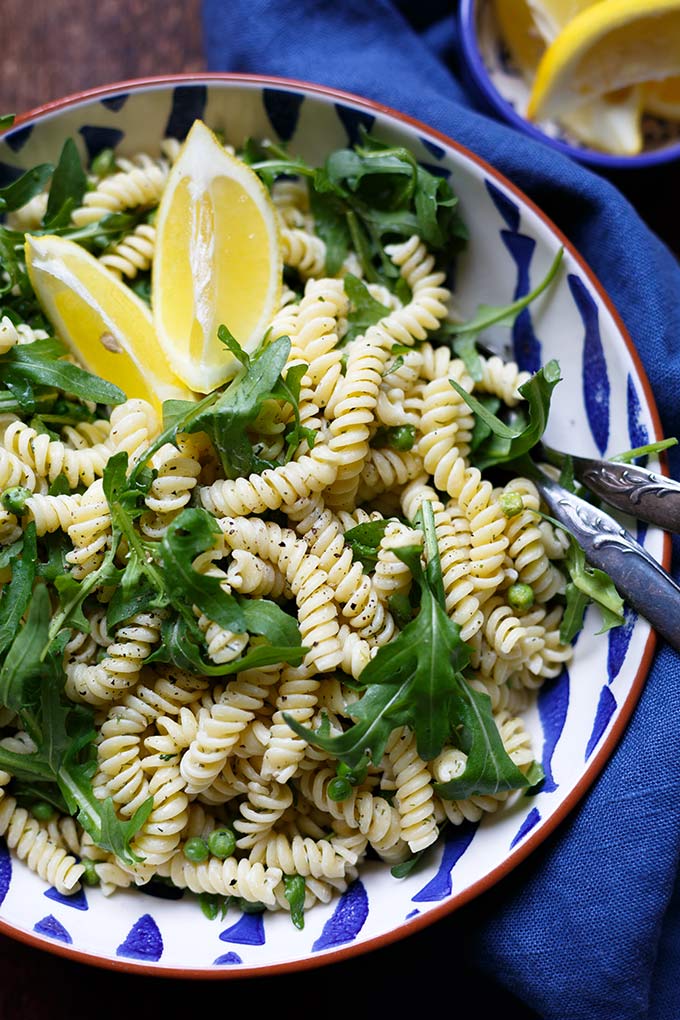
[201,3,680,1016]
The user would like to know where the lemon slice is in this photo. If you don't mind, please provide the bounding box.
[25,234,193,414]
[525,0,605,42]
[643,76,680,119]
[151,119,282,394]
[495,0,643,154]
[528,0,680,122]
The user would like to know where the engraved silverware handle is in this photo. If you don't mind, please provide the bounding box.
[531,466,680,652]
[571,455,680,533]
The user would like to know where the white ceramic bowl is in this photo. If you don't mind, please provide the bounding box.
[0,74,667,978]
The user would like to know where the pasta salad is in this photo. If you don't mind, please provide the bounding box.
[0,120,596,926]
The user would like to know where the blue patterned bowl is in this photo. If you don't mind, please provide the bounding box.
[0,74,668,977]
[458,0,680,169]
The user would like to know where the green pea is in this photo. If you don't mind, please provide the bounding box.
[507,582,535,611]
[207,827,236,860]
[388,425,416,451]
[500,492,524,518]
[1,485,32,514]
[31,801,55,821]
[328,777,352,802]
[183,836,209,863]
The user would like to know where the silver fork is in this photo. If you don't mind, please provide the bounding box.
[519,456,680,652]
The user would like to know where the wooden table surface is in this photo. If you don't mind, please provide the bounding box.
[0,2,676,1016]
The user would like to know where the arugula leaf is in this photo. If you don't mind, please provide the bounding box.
[0,588,152,864]
[0,523,36,657]
[156,508,245,633]
[344,519,391,573]
[149,614,306,676]
[249,128,467,287]
[433,678,538,799]
[560,537,624,642]
[43,138,88,229]
[343,274,392,344]
[450,359,562,470]
[283,874,306,929]
[0,337,126,406]
[434,248,564,379]
[268,361,316,460]
[0,114,15,130]
[0,575,48,721]
[159,334,291,480]
[0,163,53,215]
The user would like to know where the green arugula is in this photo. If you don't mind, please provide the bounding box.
[450,359,562,470]
[155,331,308,481]
[0,583,151,864]
[0,163,53,216]
[560,537,625,643]
[342,273,392,344]
[285,503,538,800]
[42,138,88,229]
[434,248,564,379]
[283,874,306,929]
[0,336,126,410]
[246,130,467,286]
[343,519,392,573]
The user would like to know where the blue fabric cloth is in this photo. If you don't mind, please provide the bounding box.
[201,3,680,1017]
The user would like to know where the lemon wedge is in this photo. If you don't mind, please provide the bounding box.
[151,119,282,394]
[643,76,680,119]
[25,233,193,414]
[528,0,680,122]
[495,0,643,154]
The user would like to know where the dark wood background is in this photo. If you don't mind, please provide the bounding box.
[0,1,676,1016]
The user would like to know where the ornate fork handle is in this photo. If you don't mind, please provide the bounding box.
[527,464,680,653]
[572,456,680,532]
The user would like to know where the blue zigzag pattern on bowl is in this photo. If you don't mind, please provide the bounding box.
[34,913,72,944]
[116,913,163,962]
[419,136,446,160]
[78,126,124,161]
[213,951,243,965]
[263,89,305,142]
[0,841,11,906]
[335,104,375,146]
[312,879,368,951]
[219,912,265,946]
[44,885,88,911]
[484,178,542,372]
[608,606,638,684]
[165,85,207,142]
[569,273,610,456]
[412,821,477,902]
[510,807,541,849]
[0,162,23,188]
[537,667,571,794]
[585,686,617,761]
[5,125,32,153]
[100,94,129,113]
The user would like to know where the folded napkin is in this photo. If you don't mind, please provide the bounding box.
[201,3,680,1016]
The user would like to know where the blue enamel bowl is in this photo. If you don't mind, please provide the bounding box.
[458,0,680,169]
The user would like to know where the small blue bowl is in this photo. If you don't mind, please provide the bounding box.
[457,0,680,169]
